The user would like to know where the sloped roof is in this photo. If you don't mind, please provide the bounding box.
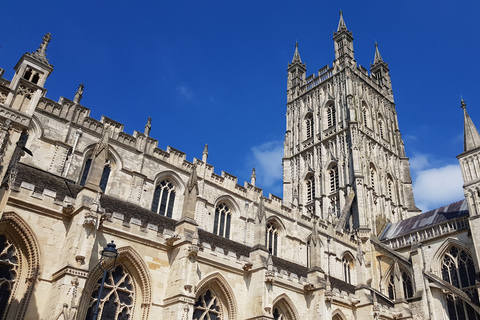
[379,199,468,241]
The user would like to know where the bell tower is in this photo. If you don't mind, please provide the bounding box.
[282,12,419,236]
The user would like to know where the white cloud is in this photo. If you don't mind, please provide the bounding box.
[250,141,283,194]
[409,153,430,171]
[176,85,193,100]
[413,164,464,212]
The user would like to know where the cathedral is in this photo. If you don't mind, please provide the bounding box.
[0,11,479,320]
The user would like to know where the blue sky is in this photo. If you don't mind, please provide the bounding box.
[2,1,479,212]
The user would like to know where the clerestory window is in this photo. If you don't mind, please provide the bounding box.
[266,222,279,256]
[213,203,231,239]
[151,180,176,218]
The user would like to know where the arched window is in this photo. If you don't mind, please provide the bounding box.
[402,271,414,299]
[84,265,135,320]
[213,203,231,239]
[387,269,414,300]
[31,73,40,84]
[306,175,315,203]
[387,273,395,300]
[151,180,176,218]
[273,307,286,320]
[305,114,314,139]
[441,246,479,320]
[193,289,223,320]
[23,68,32,81]
[329,165,339,192]
[0,234,18,319]
[342,256,352,284]
[370,164,376,190]
[327,104,336,128]
[80,158,111,192]
[266,222,279,256]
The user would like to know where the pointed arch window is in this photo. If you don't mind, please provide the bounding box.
[327,104,336,128]
[441,246,479,320]
[342,256,352,284]
[266,222,279,256]
[387,273,395,300]
[151,180,176,218]
[329,165,339,192]
[85,265,134,320]
[0,235,18,319]
[213,203,231,239]
[193,289,223,320]
[306,114,314,139]
[306,175,315,203]
[387,269,414,300]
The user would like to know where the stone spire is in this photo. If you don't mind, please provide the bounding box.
[337,10,348,32]
[31,33,52,65]
[73,84,84,104]
[144,117,152,136]
[374,42,384,64]
[292,42,302,64]
[251,168,256,186]
[461,99,480,152]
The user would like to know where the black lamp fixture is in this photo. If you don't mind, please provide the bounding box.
[92,240,119,320]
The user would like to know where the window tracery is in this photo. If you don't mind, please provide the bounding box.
[193,289,223,320]
[85,265,135,320]
[213,203,231,239]
[266,222,279,256]
[151,179,176,218]
[441,246,479,320]
[0,235,18,319]
[329,165,339,192]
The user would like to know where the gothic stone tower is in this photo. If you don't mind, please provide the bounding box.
[282,12,419,237]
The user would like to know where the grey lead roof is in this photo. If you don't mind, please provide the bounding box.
[379,199,468,241]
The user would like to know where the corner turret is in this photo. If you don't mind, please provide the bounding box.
[287,42,306,94]
[370,42,392,95]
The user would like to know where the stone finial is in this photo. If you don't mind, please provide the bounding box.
[73,83,84,104]
[291,42,302,64]
[251,168,256,186]
[337,10,348,32]
[31,33,52,65]
[144,117,152,136]
[374,42,384,64]
[202,143,208,163]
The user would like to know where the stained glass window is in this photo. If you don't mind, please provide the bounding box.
[85,265,134,320]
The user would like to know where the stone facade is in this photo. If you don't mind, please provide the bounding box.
[0,12,478,320]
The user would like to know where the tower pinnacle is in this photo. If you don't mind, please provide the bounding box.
[374,42,384,64]
[337,10,348,32]
[292,42,302,64]
[31,33,52,65]
[461,99,480,152]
